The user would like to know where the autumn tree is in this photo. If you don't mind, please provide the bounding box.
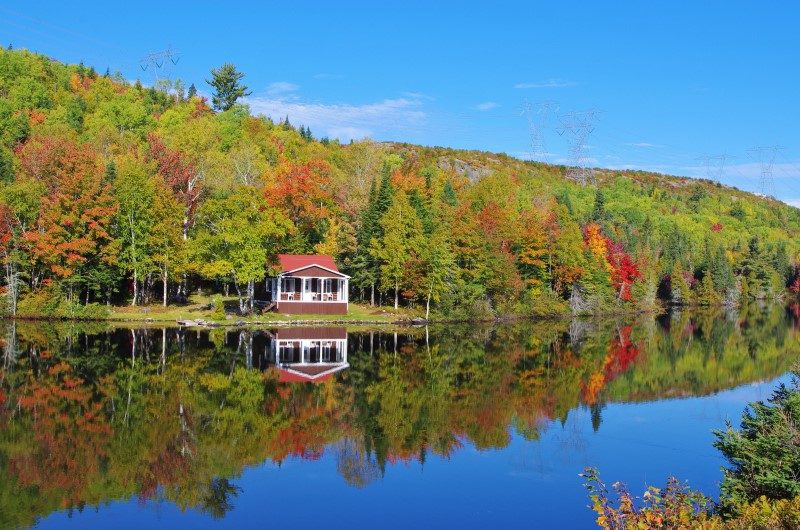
[20,137,118,301]
[264,160,335,250]
[147,133,202,241]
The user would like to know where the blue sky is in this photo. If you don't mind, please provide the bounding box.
[2,1,799,205]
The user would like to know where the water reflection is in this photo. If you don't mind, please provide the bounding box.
[0,304,797,528]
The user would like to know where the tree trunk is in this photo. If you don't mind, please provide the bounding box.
[426,289,431,321]
[132,269,138,306]
[232,273,245,314]
[370,282,375,306]
[247,279,254,313]
[162,263,168,307]
[394,281,399,309]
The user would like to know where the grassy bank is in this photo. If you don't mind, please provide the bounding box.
[106,295,421,326]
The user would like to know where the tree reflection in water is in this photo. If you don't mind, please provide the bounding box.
[0,304,797,528]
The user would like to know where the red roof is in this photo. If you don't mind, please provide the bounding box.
[278,254,339,273]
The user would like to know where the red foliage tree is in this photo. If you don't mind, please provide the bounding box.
[147,133,202,239]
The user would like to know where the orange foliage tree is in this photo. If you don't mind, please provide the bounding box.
[19,136,118,297]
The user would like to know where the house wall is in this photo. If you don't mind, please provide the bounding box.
[276,302,348,315]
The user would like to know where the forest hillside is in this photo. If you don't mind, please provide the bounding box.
[0,47,798,319]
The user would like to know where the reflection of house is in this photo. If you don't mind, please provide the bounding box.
[270,327,348,383]
[266,255,350,315]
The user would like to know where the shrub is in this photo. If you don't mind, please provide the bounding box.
[582,470,800,530]
[581,468,719,529]
[211,295,225,320]
[16,285,111,319]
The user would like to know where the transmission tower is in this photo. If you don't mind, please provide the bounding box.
[139,47,180,83]
[747,145,783,196]
[556,109,600,185]
[695,153,733,184]
[521,99,558,162]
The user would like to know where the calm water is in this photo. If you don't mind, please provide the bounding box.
[0,304,798,529]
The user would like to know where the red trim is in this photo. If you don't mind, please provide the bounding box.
[277,371,334,384]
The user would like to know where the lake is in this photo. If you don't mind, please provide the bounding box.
[1,304,798,529]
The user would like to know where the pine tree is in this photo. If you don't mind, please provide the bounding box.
[351,178,380,305]
[740,236,769,299]
[696,272,722,306]
[709,246,734,293]
[441,180,457,207]
[670,261,692,305]
[422,220,456,319]
[206,63,251,111]
[370,190,424,309]
[187,83,197,99]
[104,161,117,183]
[592,188,606,222]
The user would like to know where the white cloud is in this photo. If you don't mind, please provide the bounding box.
[266,81,299,96]
[244,95,427,142]
[625,142,661,148]
[681,162,800,180]
[474,101,498,111]
[786,199,800,209]
[401,91,434,101]
[514,78,577,89]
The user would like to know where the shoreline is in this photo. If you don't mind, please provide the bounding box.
[2,305,668,330]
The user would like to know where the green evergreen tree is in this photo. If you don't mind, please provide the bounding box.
[352,178,381,305]
[709,246,734,293]
[187,83,198,98]
[206,63,251,111]
[441,180,457,207]
[591,188,606,222]
[104,161,117,183]
[670,261,692,305]
[740,236,770,299]
[696,272,722,306]
[714,373,800,515]
[370,190,424,309]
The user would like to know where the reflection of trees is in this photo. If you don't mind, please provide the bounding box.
[335,438,381,488]
[200,477,242,519]
[0,308,796,525]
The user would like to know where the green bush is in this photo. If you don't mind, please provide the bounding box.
[211,295,225,320]
[519,288,569,318]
